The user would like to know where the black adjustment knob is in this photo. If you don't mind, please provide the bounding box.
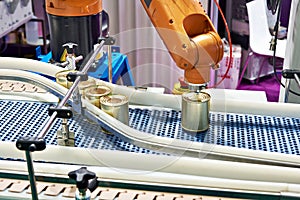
[68,167,96,190]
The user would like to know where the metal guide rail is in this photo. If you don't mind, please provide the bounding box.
[0,100,299,156]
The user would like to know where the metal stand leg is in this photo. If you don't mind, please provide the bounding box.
[25,151,39,200]
[99,36,115,83]
[284,78,291,103]
[107,44,113,83]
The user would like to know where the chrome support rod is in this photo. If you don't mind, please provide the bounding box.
[294,73,300,89]
[284,78,291,103]
[26,151,38,200]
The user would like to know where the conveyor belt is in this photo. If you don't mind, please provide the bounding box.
[0,100,299,156]
[0,178,245,200]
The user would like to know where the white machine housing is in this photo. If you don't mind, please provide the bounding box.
[279,0,300,103]
[0,0,33,38]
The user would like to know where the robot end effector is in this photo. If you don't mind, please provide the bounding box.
[140,0,224,90]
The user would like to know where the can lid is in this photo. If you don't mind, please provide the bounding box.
[55,70,77,78]
[78,79,96,88]
[85,85,111,98]
[100,94,128,106]
[183,92,210,103]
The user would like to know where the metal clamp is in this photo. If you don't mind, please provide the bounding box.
[16,137,46,152]
[48,106,74,146]
[48,107,73,119]
[99,36,116,46]
[66,71,88,82]
[282,69,300,79]
[57,118,75,147]
[282,69,300,102]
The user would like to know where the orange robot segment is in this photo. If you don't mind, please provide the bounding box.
[141,0,224,85]
[46,0,102,16]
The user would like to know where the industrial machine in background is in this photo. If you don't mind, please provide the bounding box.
[223,0,251,49]
[45,0,102,65]
[0,0,34,38]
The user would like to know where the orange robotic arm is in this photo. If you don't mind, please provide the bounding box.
[46,0,102,16]
[140,0,224,86]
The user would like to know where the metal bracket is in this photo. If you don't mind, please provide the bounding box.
[48,107,73,119]
[67,71,88,82]
[16,137,46,152]
[48,106,75,147]
[282,69,300,102]
[99,36,116,45]
[72,88,84,115]
[282,69,300,79]
[57,119,75,147]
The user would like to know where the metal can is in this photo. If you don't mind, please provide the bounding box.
[181,91,210,132]
[100,94,129,125]
[84,85,111,108]
[55,70,76,89]
[78,78,96,98]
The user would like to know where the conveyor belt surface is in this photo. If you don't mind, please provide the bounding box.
[0,100,299,156]
[0,178,245,200]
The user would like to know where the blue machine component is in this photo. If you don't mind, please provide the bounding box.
[36,46,53,63]
[88,52,135,86]
[0,100,300,156]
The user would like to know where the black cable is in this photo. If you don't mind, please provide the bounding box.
[267,0,280,15]
[271,0,300,96]
[0,37,8,54]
